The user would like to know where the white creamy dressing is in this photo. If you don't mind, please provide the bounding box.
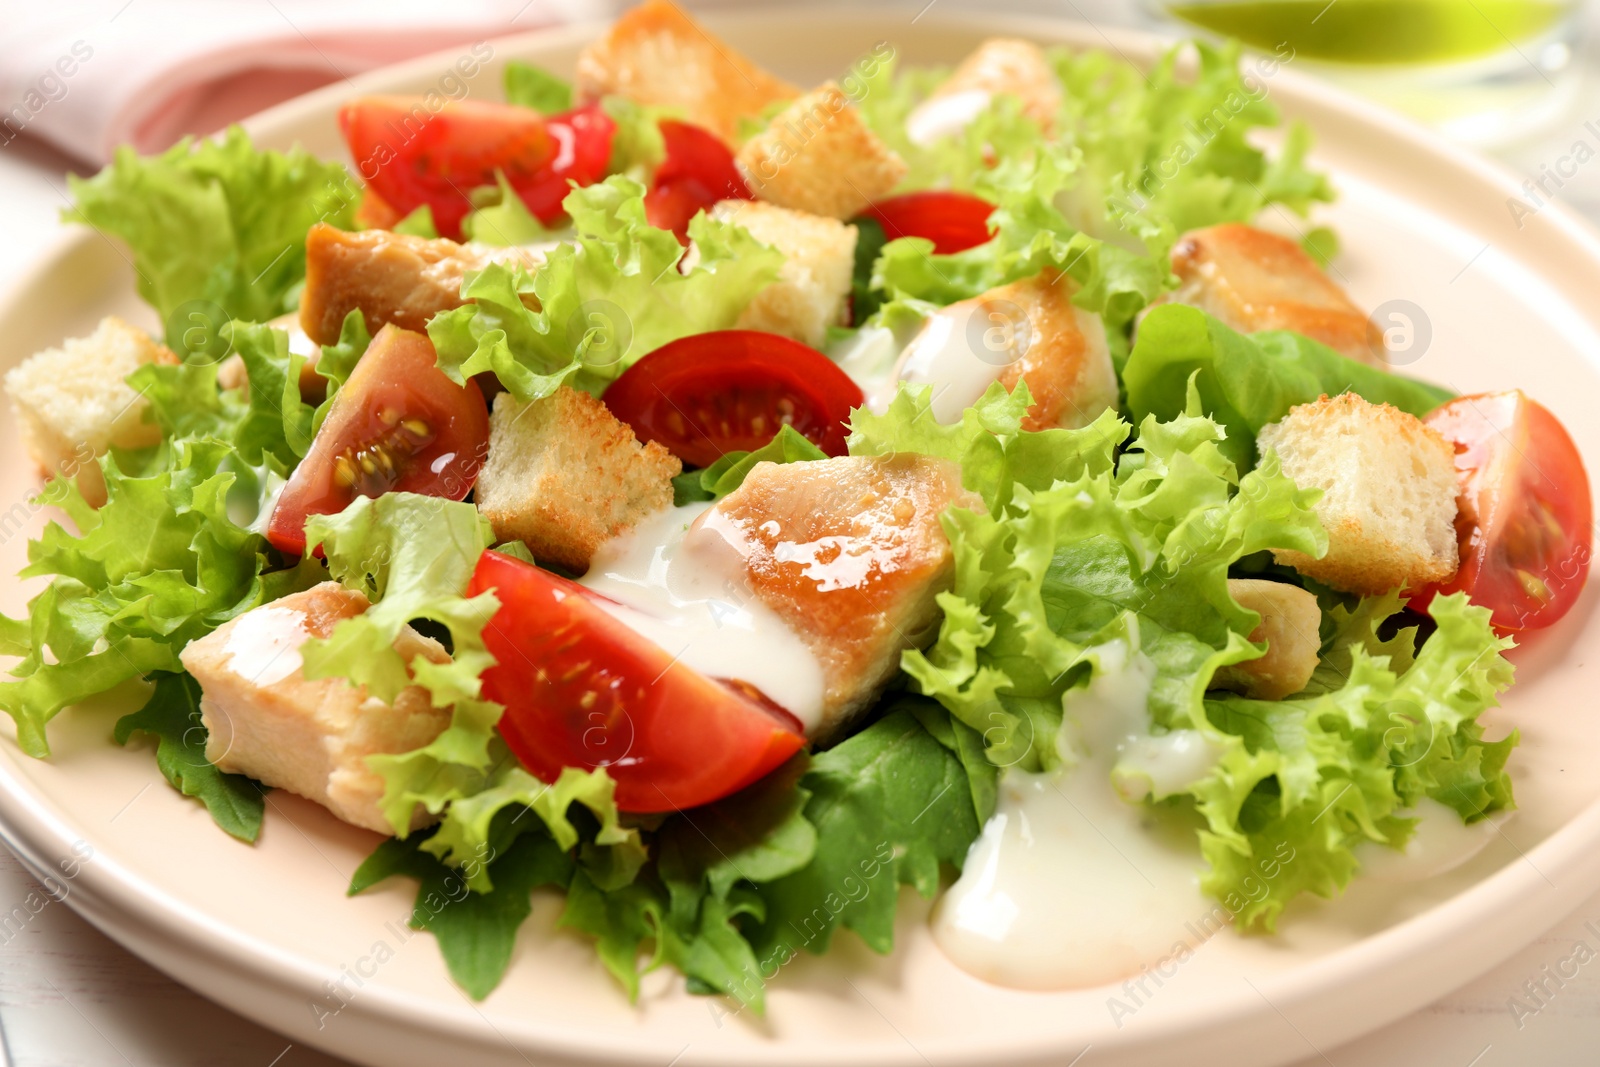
[1355,798,1507,882]
[905,89,992,146]
[578,503,827,733]
[878,304,1021,423]
[933,641,1223,990]
[223,605,311,686]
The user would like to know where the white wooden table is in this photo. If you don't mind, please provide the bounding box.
[3,1,1600,1063]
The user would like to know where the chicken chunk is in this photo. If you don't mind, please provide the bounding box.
[887,270,1118,431]
[1211,579,1323,700]
[178,582,452,834]
[698,454,981,740]
[298,223,545,346]
[1162,223,1387,366]
[575,0,797,144]
[907,38,1061,144]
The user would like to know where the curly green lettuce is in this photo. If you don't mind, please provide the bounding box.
[427,176,782,400]
[66,126,356,348]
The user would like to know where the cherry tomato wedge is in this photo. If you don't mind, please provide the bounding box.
[644,119,751,241]
[602,330,864,468]
[469,550,806,812]
[861,190,996,255]
[266,325,488,556]
[1414,391,1592,633]
[339,97,614,240]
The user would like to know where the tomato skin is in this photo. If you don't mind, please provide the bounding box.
[602,330,864,468]
[1415,391,1592,633]
[339,97,614,240]
[469,550,806,812]
[266,325,488,556]
[861,190,996,255]
[644,120,751,241]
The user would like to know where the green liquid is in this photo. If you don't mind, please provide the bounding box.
[1166,0,1570,64]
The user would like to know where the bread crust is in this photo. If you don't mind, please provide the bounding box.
[737,83,907,219]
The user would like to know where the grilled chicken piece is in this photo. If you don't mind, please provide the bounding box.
[1162,223,1387,366]
[1211,579,1323,700]
[889,270,1118,431]
[178,582,451,834]
[907,38,1061,144]
[697,454,981,740]
[299,223,546,346]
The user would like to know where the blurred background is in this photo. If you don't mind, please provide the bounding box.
[2,1,1600,1065]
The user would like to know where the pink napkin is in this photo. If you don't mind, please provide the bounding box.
[0,0,598,164]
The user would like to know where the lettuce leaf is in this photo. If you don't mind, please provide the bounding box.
[113,672,266,842]
[427,176,782,400]
[671,425,826,505]
[1199,593,1515,928]
[902,381,1325,771]
[0,437,310,757]
[1052,40,1332,252]
[299,493,503,835]
[1125,305,1454,469]
[65,126,355,343]
[503,61,573,113]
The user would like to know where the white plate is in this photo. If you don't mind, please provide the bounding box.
[3,10,1600,1067]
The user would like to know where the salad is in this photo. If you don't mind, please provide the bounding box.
[2,0,1592,1013]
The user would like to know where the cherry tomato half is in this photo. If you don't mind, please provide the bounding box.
[601,330,864,468]
[1415,391,1592,633]
[266,325,488,556]
[339,97,614,240]
[469,550,806,812]
[644,119,751,241]
[861,190,996,255]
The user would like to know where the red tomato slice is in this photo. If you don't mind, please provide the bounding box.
[861,190,996,255]
[267,325,488,556]
[1415,391,1592,633]
[644,119,751,241]
[340,97,614,240]
[469,550,806,812]
[602,330,863,468]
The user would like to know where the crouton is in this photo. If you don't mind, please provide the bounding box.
[907,38,1061,144]
[1163,223,1387,366]
[575,0,797,144]
[475,386,680,571]
[737,83,908,219]
[4,316,178,508]
[709,199,856,346]
[888,270,1118,431]
[702,453,981,740]
[179,582,451,834]
[1258,393,1459,595]
[1212,579,1323,700]
[299,223,545,346]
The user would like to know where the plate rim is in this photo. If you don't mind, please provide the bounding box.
[3,9,1600,1067]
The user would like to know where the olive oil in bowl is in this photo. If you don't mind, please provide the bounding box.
[1166,0,1569,65]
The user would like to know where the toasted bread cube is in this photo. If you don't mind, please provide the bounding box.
[737,83,908,219]
[907,38,1061,144]
[1212,579,1323,700]
[299,223,545,346]
[1259,394,1459,595]
[704,454,980,740]
[476,387,680,571]
[178,582,451,834]
[709,200,856,346]
[4,316,178,508]
[575,0,796,144]
[889,270,1118,431]
[1163,223,1386,366]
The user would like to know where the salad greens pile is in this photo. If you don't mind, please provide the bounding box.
[0,35,1517,1013]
